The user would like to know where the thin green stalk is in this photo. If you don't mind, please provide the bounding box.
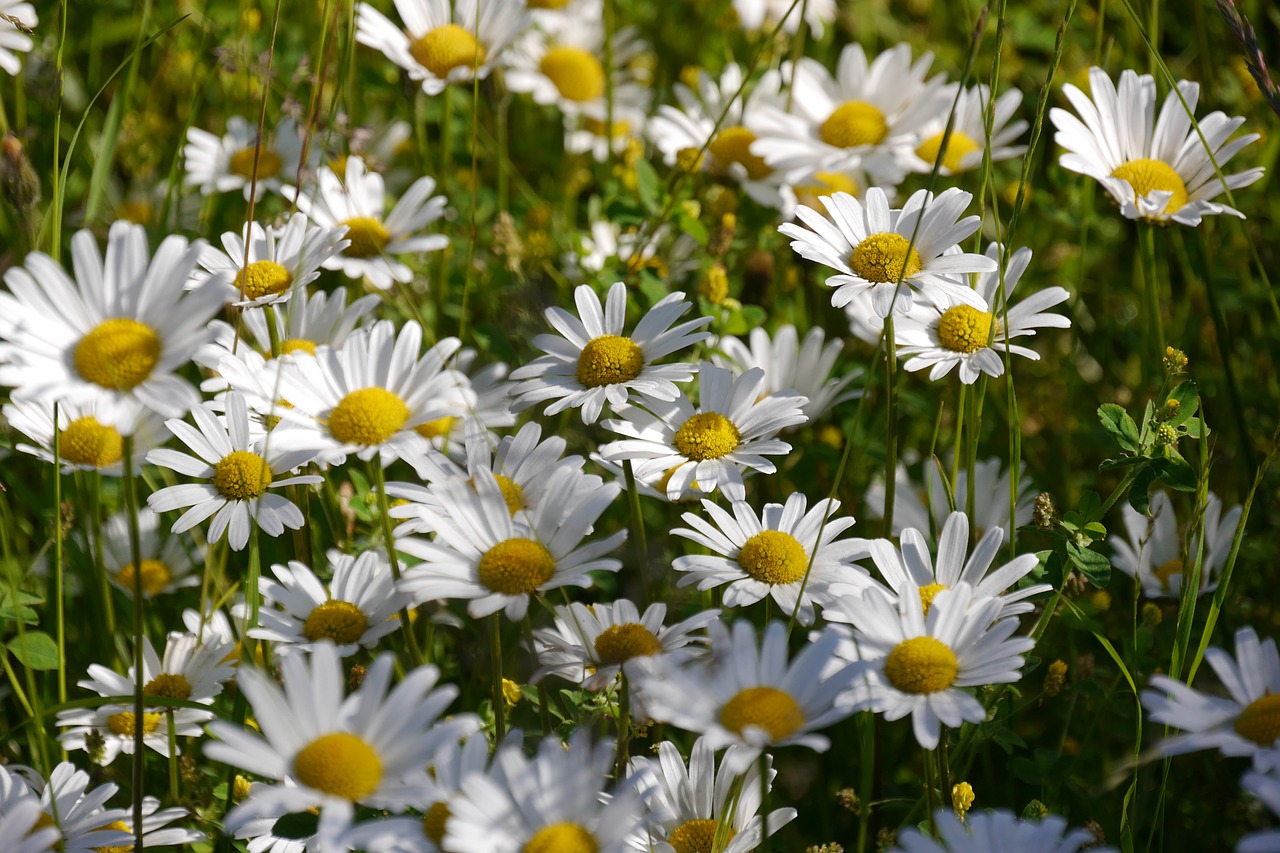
[1139,224,1165,377]
[167,711,179,803]
[371,462,425,667]
[621,460,652,604]
[52,405,66,712]
[491,615,506,741]
[757,751,771,853]
[122,435,146,853]
[882,315,898,534]
[857,712,875,853]
[923,746,938,835]
[50,0,68,256]
[614,674,631,780]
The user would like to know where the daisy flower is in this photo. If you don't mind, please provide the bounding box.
[103,797,206,851]
[356,0,528,96]
[0,794,58,853]
[284,156,448,290]
[183,116,310,201]
[1141,626,1280,770]
[1240,770,1280,853]
[626,738,796,853]
[444,730,649,853]
[17,763,133,853]
[57,700,209,765]
[397,467,625,619]
[263,320,476,467]
[565,221,699,283]
[249,549,411,657]
[841,582,1033,749]
[402,348,516,462]
[889,809,1116,853]
[712,324,860,422]
[1109,490,1243,598]
[631,620,863,773]
[505,13,648,117]
[589,452,712,504]
[509,280,712,424]
[206,643,480,849]
[0,1,36,76]
[565,85,652,162]
[97,507,202,599]
[531,598,718,691]
[0,221,226,422]
[389,732,502,853]
[146,392,323,551]
[194,213,350,307]
[672,494,871,625]
[598,362,808,501]
[866,456,1036,543]
[904,85,1028,175]
[732,0,835,36]
[779,188,995,318]
[1050,66,1264,225]
[3,397,168,476]
[76,632,237,713]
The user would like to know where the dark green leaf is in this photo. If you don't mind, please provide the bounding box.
[1066,542,1111,588]
[1098,404,1140,452]
[1165,381,1200,426]
[7,631,59,670]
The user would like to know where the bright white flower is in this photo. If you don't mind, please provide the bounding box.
[3,397,168,476]
[0,784,58,853]
[183,116,311,201]
[532,598,718,690]
[1141,626,1280,771]
[904,85,1028,175]
[779,188,995,317]
[284,157,448,289]
[732,0,835,36]
[397,467,625,619]
[401,349,516,462]
[866,456,1036,543]
[105,797,206,851]
[510,281,712,424]
[0,1,36,76]
[889,809,1116,853]
[504,13,648,117]
[1240,770,1280,853]
[1109,490,1243,598]
[194,213,350,307]
[599,363,808,501]
[565,220,697,281]
[15,763,133,853]
[96,506,202,599]
[588,452,712,504]
[673,494,870,625]
[249,549,411,657]
[0,221,226,423]
[206,643,480,848]
[57,700,209,766]
[146,392,323,551]
[76,632,237,713]
[356,0,528,95]
[712,324,860,422]
[625,737,796,853]
[1050,66,1264,225]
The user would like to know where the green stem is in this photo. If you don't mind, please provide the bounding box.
[371,462,424,667]
[621,460,652,605]
[614,674,631,780]
[922,746,937,835]
[857,712,875,853]
[52,405,66,713]
[122,434,146,853]
[883,315,899,534]
[167,711,179,804]
[757,751,770,853]
[1139,224,1165,376]
[491,615,506,741]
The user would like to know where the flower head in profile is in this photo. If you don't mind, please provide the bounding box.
[1109,490,1243,598]
[712,324,861,423]
[3,398,168,477]
[9,763,134,853]
[905,85,1028,175]
[183,116,311,201]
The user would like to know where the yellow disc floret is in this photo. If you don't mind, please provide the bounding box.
[669,818,735,853]
[328,387,411,446]
[849,233,924,284]
[673,412,741,461]
[293,732,383,801]
[423,801,451,847]
[820,100,889,149]
[594,623,663,667]
[409,24,487,79]
[90,819,134,853]
[718,685,805,741]
[918,582,948,616]
[1110,158,1189,216]
[143,673,192,701]
[1235,694,1280,745]
[281,338,318,356]
[576,334,645,387]
[523,822,599,853]
[1153,558,1185,592]
[107,711,163,737]
[492,474,526,515]
[228,147,284,180]
[477,538,556,595]
[213,450,274,500]
[915,130,981,173]
[74,318,162,391]
[339,217,392,258]
[936,305,995,354]
[708,125,772,180]
[737,530,808,585]
[883,636,959,694]
[795,170,860,211]
[303,600,369,645]
[61,416,125,468]
[235,260,294,300]
[539,47,606,103]
[116,560,172,597]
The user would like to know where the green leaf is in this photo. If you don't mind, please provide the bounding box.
[1098,404,1140,453]
[7,631,59,670]
[1100,456,1146,471]
[1066,542,1111,588]
[0,590,43,625]
[1128,464,1159,514]
[1078,490,1102,520]
[271,812,320,841]
[634,159,661,213]
[1156,454,1198,492]
[1165,380,1200,426]
[676,212,708,245]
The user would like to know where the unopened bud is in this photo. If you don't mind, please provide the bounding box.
[1159,397,1181,421]
[1,132,41,217]
[1142,602,1163,628]
[700,264,729,305]
[952,781,975,818]
[1163,346,1188,375]
[1033,492,1055,528]
[836,787,861,814]
[1022,799,1049,820]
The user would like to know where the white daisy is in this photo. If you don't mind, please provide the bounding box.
[401,348,516,462]
[904,85,1028,175]
[565,220,689,281]
[564,86,652,162]
[598,362,808,501]
[0,221,227,422]
[16,763,133,853]
[732,0,835,36]
[1240,770,1280,853]
[1050,66,1264,225]
[249,549,411,657]
[76,632,236,711]
[1109,490,1243,598]
[589,451,712,504]
[672,494,871,625]
[146,392,323,551]
[356,0,528,95]
[388,732,503,853]
[779,188,995,318]
[183,116,310,201]
[4,397,168,476]
[896,244,1071,383]
[866,456,1036,543]
[397,466,625,619]
[95,506,202,599]
[0,0,36,76]
[889,809,1116,853]
[194,213,350,307]
[509,281,712,424]
[531,598,718,691]
[57,700,210,766]
[1141,625,1280,770]
[103,797,206,851]
[284,156,448,290]
[712,324,860,422]
[0,790,58,853]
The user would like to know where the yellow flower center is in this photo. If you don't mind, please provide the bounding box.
[915,131,981,172]
[523,823,598,853]
[477,537,556,595]
[281,338,318,356]
[1153,558,1185,591]
[213,450,274,500]
[414,415,456,440]
[669,818,735,853]
[849,232,923,284]
[1110,158,1190,215]
[303,600,369,645]
[884,636,959,694]
[583,117,633,139]
[936,305,995,354]
[795,170,860,210]
[143,673,192,701]
[61,416,124,468]
[91,819,134,853]
[673,412,741,461]
[819,100,889,148]
[919,582,948,616]
[480,474,526,515]
[593,622,663,667]
[539,46,606,103]
[423,801,451,847]
[408,24,487,79]
[107,711,163,737]
[228,147,283,180]
[576,334,645,387]
[74,318,162,391]
[708,125,772,180]
[339,216,392,258]
[528,0,571,6]
[718,685,805,741]
[328,387,411,446]
[235,260,293,300]
[293,732,383,801]
[116,560,173,597]
[737,530,808,585]
[1235,694,1280,745]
